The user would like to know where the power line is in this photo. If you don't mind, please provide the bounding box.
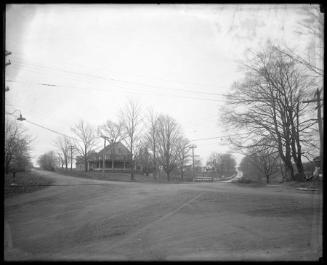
[190,133,249,142]
[6,79,230,103]
[25,120,77,140]
[10,58,230,97]
[11,53,230,91]
[6,112,77,141]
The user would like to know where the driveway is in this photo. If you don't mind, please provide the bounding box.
[4,169,322,261]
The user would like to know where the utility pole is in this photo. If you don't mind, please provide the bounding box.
[70,145,74,170]
[303,88,324,174]
[190,144,197,182]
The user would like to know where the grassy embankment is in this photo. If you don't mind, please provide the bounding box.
[236,173,322,191]
[55,168,194,183]
[4,170,54,198]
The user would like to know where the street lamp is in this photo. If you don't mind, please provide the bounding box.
[6,109,26,121]
[17,113,26,121]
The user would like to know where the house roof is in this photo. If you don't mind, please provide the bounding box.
[75,142,131,164]
[98,142,131,157]
[75,151,98,164]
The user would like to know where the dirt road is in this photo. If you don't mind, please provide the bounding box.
[4,169,322,261]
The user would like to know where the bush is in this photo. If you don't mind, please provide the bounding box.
[237,177,255,184]
[37,151,58,171]
[294,172,306,182]
[5,171,54,198]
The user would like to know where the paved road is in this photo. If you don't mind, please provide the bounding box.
[4,169,322,261]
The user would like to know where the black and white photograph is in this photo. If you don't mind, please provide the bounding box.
[4,4,323,261]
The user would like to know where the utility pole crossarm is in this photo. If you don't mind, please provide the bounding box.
[303,99,323,103]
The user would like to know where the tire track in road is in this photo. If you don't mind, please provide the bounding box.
[7,186,124,226]
[104,191,204,252]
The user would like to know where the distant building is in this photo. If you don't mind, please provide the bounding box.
[75,142,132,172]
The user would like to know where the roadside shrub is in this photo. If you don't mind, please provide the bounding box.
[237,176,255,184]
[294,172,306,182]
[37,151,58,171]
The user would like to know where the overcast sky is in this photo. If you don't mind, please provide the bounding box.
[5,4,317,166]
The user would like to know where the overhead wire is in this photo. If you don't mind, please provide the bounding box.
[11,56,231,97]
[190,133,249,142]
[6,112,78,141]
[8,55,237,103]
[6,79,230,103]
[6,106,248,145]
[11,53,230,91]
[8,68,229,102]
[6,54,247,145]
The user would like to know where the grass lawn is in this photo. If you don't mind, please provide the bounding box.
[55,168,193,183]
[282,179,323,191]
[235,176,323,192]
[4,170,54,198]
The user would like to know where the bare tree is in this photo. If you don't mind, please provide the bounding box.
[98,120,126,144]
[120,100,143,181]
[57,152,64,168]
[246,144,280,184]
[38,151,58,171]
[71,120,98,172]
[5,118,33,173]
[156,114,182,181]
[54,136,71,169]
[176,137,191,181]
[98,120,126,169]
[135,141,152,176]
[206,152,237,178]
[145,109,160,179]
[222,45,317,181]
[276,6,323,77]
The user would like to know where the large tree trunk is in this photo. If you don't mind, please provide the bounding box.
[84,145,88,172]
[266,173,270,184]
[284,161,294,181]
[167,171,170,182]
[272,99,294,181]
[290,137,304,176]
[112,144,115,169]
[292,103,305,176]
[84,157,88,172]
[130,159,135,181]
[5,158,11,174]
[153,153,157,180]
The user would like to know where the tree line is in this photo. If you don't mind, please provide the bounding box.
[222,7,323,184]
[5,118,33,174]
[222,43,321,183]
[38,101,194,182]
